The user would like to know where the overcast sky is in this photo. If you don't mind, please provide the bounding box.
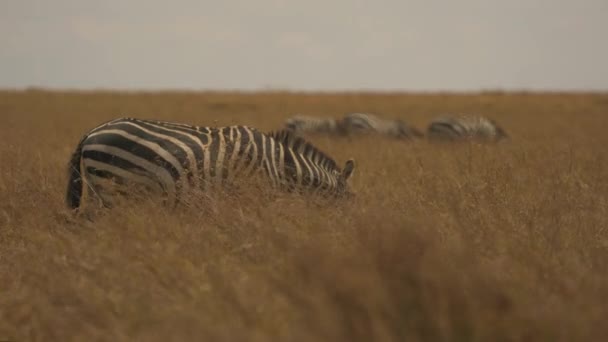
[1,0,607,91]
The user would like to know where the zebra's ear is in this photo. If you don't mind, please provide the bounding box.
[341,159,355,181]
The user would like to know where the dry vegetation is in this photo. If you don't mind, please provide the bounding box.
[1,90,607,341]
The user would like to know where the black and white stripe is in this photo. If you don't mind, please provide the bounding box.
[284,115,340,135]
[66,117,356,209]
[427,115,508,142]
[340,113,423,140]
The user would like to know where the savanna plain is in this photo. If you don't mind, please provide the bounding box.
[1,90,607,342]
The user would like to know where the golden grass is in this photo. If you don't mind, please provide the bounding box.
[1,89,607,341]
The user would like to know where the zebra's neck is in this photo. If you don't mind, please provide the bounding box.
[268,129,340,174]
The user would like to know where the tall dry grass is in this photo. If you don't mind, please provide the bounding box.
[1,90,607,341]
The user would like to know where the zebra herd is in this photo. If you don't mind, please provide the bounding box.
[285,112,508,143]
[65,113,507,211]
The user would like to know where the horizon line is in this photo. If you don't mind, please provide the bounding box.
[1,86,607,95]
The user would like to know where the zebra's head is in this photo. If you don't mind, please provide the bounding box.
[269,129,356,198]
[395,120,424,139]
[336,159,356,198]
[285,117,301,132]
[495,126,509,141]
[489,119,509,141]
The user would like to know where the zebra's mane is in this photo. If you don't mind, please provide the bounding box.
[268,129,340,172]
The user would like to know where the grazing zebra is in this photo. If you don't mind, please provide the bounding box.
[340,112,424,140]
[426,115,508,142]
[66,117,356,210]
[284,115,341,135]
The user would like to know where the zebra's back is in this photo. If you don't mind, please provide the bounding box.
[284,114,341,135]
[427,115,508,142]
[341,113,423,139]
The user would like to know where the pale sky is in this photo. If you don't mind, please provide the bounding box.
[1,0,607,91]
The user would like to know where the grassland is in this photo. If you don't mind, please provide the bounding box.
[1,90,607,341]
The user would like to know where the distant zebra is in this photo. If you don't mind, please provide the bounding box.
[66,117,356,210]
[340,113,424,140]
[426,115,508,142]
[284,115,341,135]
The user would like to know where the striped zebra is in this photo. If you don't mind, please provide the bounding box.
[284,115,341,135]
[340,112,424,140]
[66,117,356,210]
[426,115,508,142]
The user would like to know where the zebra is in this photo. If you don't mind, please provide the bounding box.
[65,117,356,210]
[340,112,424,140]
[426,115,508,142]
[284,115,341,135]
